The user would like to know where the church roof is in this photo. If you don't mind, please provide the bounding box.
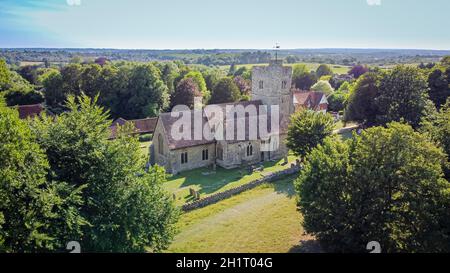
[156,100,288,150]
[158,109,214,150]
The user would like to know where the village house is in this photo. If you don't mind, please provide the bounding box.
[151,60,328,174]
[109,117,157,139]
[292,89,328,113]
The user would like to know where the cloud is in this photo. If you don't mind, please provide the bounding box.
[67,0,81,6]
[367,0,381,6]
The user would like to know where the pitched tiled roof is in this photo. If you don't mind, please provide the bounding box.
[157,100,289,150]
[132,118,158,134]
[293,90,328,111]
[110,117,157,139]
[15,104,44,119]
[158,110,214,150]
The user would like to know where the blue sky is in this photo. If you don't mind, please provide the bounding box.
[0,0,449,49]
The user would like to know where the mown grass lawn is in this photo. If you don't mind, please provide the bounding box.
[163,155,298,206]
[139,141,152,160]
[166,176,320,253]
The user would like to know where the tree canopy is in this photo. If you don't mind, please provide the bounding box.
[316,64,333,78]
[296,122,450,252]
[286,110,334,158]
[0,99,86,252]
[311,80,334,95]
[30,95,178,252]
[344,72,380,125]
[376,66,431,128]
[209,77,241,104]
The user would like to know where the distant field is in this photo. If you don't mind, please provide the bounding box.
[19,61,44,66]
[220,62,352,74]
[166,176,321,253]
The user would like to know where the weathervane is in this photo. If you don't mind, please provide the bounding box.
[274,43,280,61]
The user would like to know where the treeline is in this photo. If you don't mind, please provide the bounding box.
[0,49,271,67]
[2,48,449,68]
[0,59,252,119]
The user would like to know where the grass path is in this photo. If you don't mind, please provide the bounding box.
[167,177,322,253]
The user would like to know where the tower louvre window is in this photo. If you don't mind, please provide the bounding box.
[259,81,264,89]
[282,80,287,89]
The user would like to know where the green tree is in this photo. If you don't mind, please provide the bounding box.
[80,63,102,98]
[0,59,10,91]
[0,100,85,252]
[427,68,450,109]
[203,68,225,91]
[421,98,450,179]
[327,91,347,112]
[183,71,210,103]
[344,72,380,125]
[160,62,180,95]
[297,122,450,253]
[61,64,83,97]
[31,95,178,252]
[125,63,170,118]
[316,64,333,78]
[376,66,431,128]
[228,63,237,76]
[292,64,317,90]
[210,77,241,104]
[42,69,64,109]
[311,80,334,95]
[286,110,334,158]
[441,56,450,67]
[337,81,351,93]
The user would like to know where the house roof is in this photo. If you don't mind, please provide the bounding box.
[15,104,44,119]
[132,118,158,134]
[293,90,328,111]
[157,100,290,150]
[110,117,157,139]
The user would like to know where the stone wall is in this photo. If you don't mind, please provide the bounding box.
[170,143,216,174]
[181,164,300,212]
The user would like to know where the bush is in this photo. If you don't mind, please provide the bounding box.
[139,133,153,142]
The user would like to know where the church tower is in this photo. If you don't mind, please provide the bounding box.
[251,60,294,118]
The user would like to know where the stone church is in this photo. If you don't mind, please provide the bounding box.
[150,60,296,174]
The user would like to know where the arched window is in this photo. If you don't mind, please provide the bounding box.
[282,80,287,89]
[158,134,164,155]
[246,143,253,157]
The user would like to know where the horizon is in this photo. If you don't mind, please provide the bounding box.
[1,0,450,50]
[2,47,450,51]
